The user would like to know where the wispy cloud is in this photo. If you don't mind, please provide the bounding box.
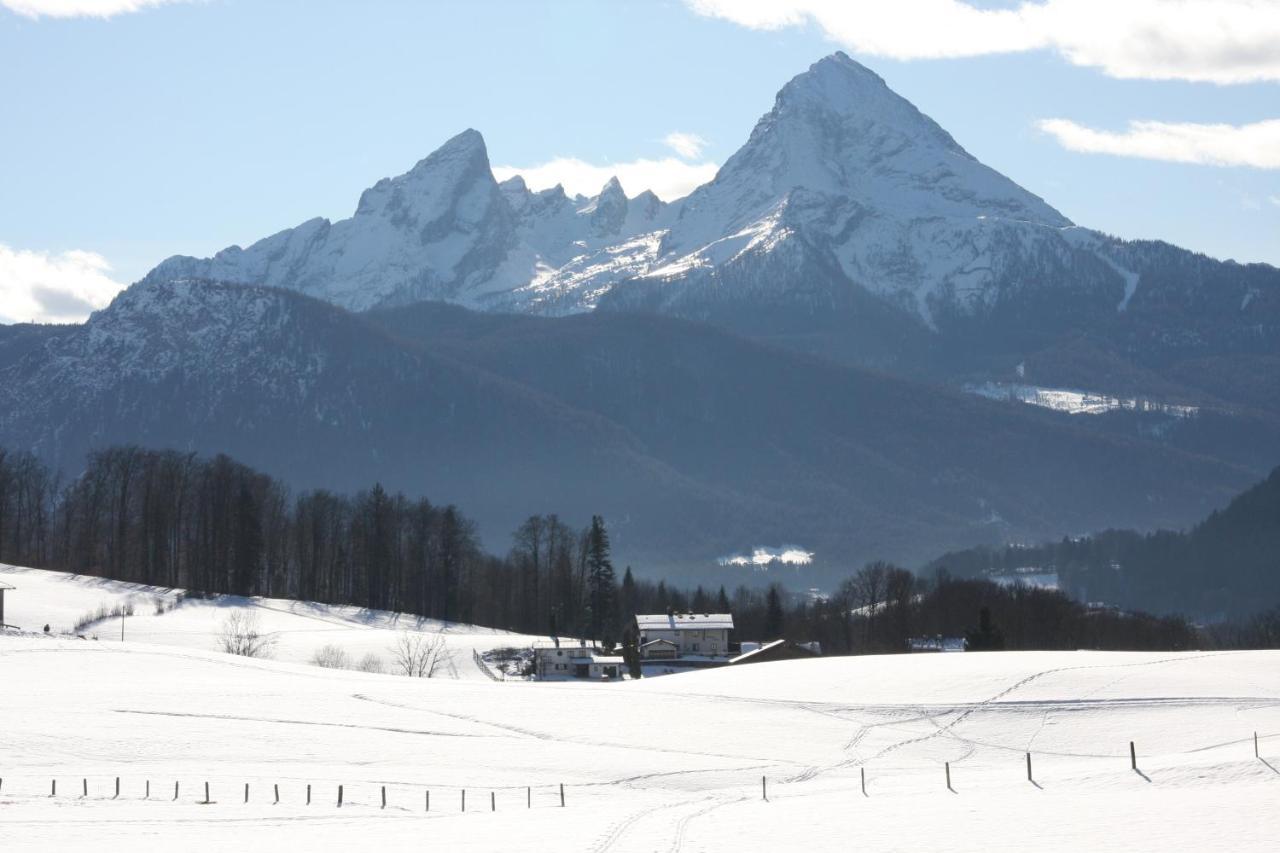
[492,157,718,202]
[663,131,709,160]
[685,0,1280,84]
[2,0,189,17]
[0,244,124,324]
[1270,195,1280,208]
[1037,118,1280,169]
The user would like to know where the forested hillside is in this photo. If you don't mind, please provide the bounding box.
[927,467,1280,619]
[0,445,1231,654]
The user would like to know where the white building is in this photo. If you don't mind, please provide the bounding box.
[635,613,734,660]
[533,641,623,680]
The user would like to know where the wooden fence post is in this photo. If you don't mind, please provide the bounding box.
[146,780,150,799]
[174,780,179,801]
[462,789,466,812]
[860,767,866,796]
[83,778,88,797]
[204,781,210,804]
[338,784,343,808]
[1026,752,1033,783]
[426,790,430,812]
[945,762,952,791]
[381,785,387,809]
[762,775,767,801]
[51,779,56,797]
[244,782,249,804]
[306,783,311,805]
[527,786,531,809]
[1130,741,1137,772]
[560,783,565,808]
[274,783,279,805]
[114,777,120,799]
[491,791,495,812]
[1255,731,1260,759]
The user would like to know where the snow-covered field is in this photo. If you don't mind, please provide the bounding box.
[3,565,1279,851]
[0,564,544,680]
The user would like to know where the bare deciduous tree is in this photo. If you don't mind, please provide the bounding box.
[217,610,276,658]
[355,652,384,673]
[311,643,350,669]
[389,629,447,677]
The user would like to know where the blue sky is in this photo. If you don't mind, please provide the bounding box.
[1,0,1277,323]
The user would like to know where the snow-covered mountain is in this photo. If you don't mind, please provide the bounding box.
[145,52,1278,394]
[147,129,670,312]
[149,53,1083,322]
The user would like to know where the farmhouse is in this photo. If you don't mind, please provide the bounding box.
[532,640,623,680]
[635,612,734,660]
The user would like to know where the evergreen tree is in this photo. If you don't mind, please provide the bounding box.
[965,606,1005,651]
[232,479,263,595]
[620,566,637,623]
[765,583,785,639]
[692,585,709,612]
[586,515,617,646]
[716,585,730,613]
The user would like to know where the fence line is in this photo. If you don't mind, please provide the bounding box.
[472,649,502,681]
[3,732,1272,813]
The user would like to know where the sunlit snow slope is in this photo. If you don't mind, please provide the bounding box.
[0,564,543,680]
[2,569,1278,852]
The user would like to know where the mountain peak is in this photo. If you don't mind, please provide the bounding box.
[589,176,629,235]
[403,128,491,179]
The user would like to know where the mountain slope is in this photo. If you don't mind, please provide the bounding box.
[365,300,1256,577]
[927,465,1280,619]
[0,278,741,553]
[0,282,1258,582]
[141,53,1280,422]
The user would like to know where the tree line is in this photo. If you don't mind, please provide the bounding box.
[0,445,1248,653]
[0,446,628,638]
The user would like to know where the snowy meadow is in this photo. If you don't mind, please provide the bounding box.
[2,565,1278,852]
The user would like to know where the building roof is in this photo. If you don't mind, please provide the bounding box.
[570,655,625,665]
[0,580,14,590]
[635,613,734,631]
[640,638,678,648]
[729,639,821,664]
[728,639,786,664]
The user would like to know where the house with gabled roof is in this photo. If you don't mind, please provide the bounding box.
[635,612,734,660]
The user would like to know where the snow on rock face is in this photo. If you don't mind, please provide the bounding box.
[141,52,1176,326]
[148,135,675,314]
[622,51,1078,321]
[149,129,518,311]
[587,176,629,236]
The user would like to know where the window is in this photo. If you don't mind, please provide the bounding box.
[691,643,700,652]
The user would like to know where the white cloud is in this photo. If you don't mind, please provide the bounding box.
[1270,195,1280,207]
[0,244,125,324]
[492,157,719,202]
[685,0,1280,84]
[2,0,187,17]
[663,131,709,160]
[1037,118,1280,169]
